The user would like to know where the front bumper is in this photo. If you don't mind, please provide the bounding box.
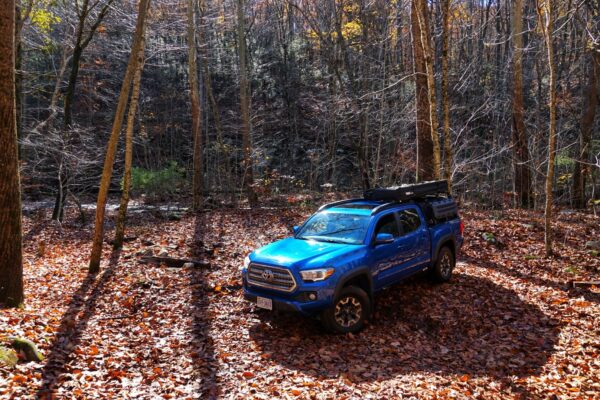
[242,271,335,316]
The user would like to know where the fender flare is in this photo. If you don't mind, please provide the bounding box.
[333,267,374,301]
[433,234,456,264]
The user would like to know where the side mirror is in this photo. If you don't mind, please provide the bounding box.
[375,233,394,245]
[292,226,300,235]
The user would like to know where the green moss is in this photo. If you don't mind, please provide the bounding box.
[482,232,497,244]
[10,337,43,362]
[564,266,577,274]
[0,346,18,368]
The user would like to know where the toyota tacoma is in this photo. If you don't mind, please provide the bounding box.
[241,180,464,333]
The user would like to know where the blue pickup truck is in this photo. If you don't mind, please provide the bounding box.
[242,181,464,333]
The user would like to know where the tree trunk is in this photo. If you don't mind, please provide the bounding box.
[14,0,33,142]
[53,44,85,223]
[538,0,557,256]
[0,0,24,307]
[236,0,257,205]
[114,32,146,249]
[330,0,371,189]
[188,0,203,210]
[63,0,115,128]
[52,45,84,222]
[89,0,151,273]
[415,0,441,180]
[199,0,223,144]
[441,0,453,192]
[572,51,599,208]
[54,0,115,221]
[63,44,84,130]
[411,0,434,182]
[198,0,230,197]
[32,38,69,133]
[511,0,533,208]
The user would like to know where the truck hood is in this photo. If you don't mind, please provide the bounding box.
[251,237,361,269]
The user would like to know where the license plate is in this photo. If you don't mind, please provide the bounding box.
[256,296,273,310]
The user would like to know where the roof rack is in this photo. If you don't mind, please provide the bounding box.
[370,202,401,215]
[317,181,450,215]
[318,198,364,211]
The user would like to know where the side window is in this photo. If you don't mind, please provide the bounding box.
[374,213,400,239]
[398,209,421,235]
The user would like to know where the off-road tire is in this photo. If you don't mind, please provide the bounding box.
[431,246,455,282]
[320,286,370,334]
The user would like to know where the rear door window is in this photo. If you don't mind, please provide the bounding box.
[397,208,421,235]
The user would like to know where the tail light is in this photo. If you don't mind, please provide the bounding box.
[459,220,465,235]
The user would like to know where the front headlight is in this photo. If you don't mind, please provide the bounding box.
[300,268,334,282]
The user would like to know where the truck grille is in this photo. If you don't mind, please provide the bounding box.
[247,263,297,293]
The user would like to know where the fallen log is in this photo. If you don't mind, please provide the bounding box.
[140,255,210,268]
[569,280,600,288]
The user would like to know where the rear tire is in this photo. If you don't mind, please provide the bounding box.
[431,246,455,282]
[321,286,370,334]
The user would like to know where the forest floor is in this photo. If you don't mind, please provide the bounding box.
[1,200,599,399]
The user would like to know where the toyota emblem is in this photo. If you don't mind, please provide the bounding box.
[261,269,274,282]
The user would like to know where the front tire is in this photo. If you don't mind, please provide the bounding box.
[321,286,370,333]
[431,246,455,282]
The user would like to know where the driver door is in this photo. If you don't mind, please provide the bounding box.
[370,212,404,290]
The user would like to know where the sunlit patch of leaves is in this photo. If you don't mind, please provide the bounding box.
[0,205,598,398]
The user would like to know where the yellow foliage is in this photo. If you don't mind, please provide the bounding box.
[30,7,61,34]
[342,2,359,14]
[341,20,362,40]
[450,3,469,24]
[306,29,320,40]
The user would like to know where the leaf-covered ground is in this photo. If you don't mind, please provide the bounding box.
[1,205,599,399]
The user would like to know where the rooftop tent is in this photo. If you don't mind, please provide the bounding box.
[363,180,450,202]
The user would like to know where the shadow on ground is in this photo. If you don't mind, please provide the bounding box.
[37,250,121,398]
[189,212,217,398]
[249,272,560,383]
[462,254,600,305]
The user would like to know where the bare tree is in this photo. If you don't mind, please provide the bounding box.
[573,49,599,208]
[52,0,116,222]
[0,0,24,307]
[411,0,435,181]
[415,0,441,180]
[236,0,257,205]
[511,0,533,208]
[89,0,151,273]
[188,0,204,210]
[114,30,147,249]
[537,0,557,256]
[441,0,453,191]
[14,0,34,139]
[199,0,228,194]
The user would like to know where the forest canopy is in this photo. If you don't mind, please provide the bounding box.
[13,0,598,211]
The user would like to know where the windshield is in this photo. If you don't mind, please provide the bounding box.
[296,211,370,244]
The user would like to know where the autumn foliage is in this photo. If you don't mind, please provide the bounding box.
[1,204,598,398]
